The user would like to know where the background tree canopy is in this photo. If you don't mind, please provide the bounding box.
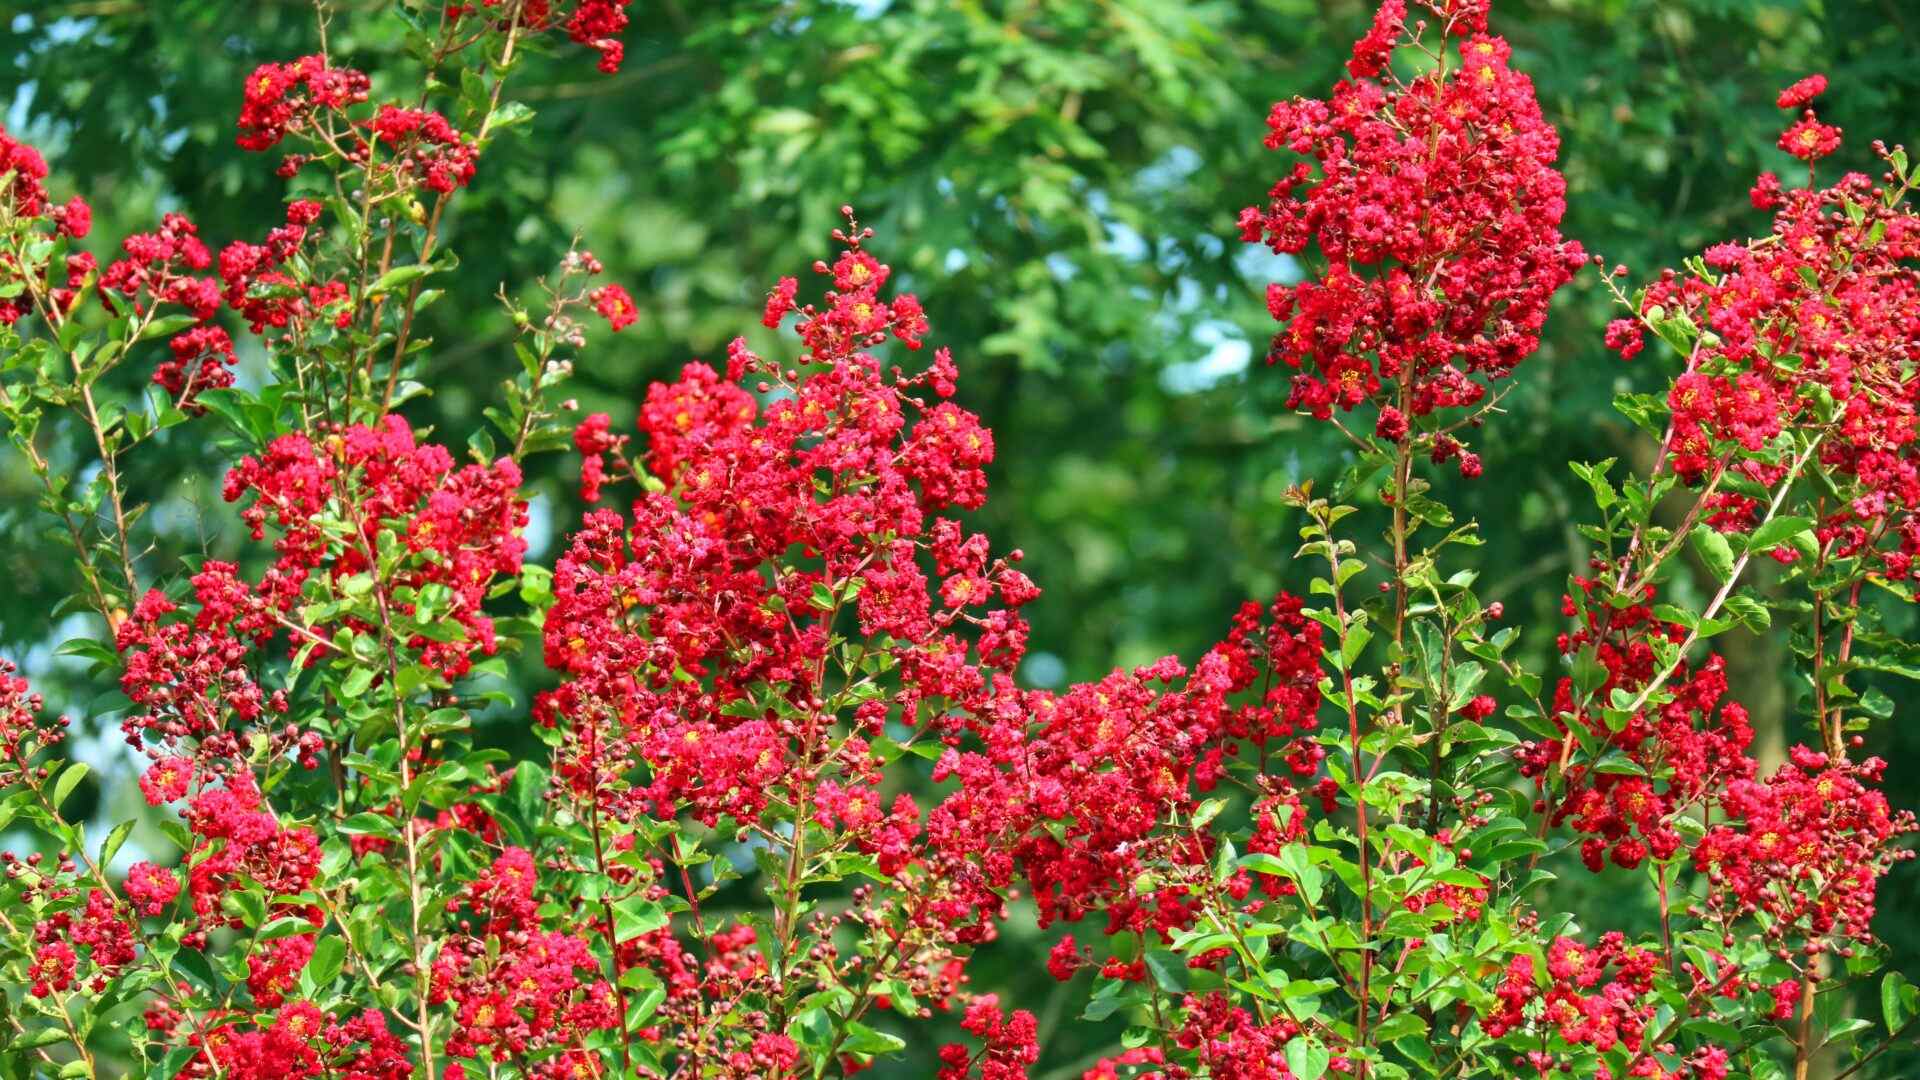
[4,0,1919,1074]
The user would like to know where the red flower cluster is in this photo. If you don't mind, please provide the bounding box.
[565,0,632,74]
[219,199,343,336]
[184,1006,413,1080]
[101,212,220,320]
[761,221,932,354]
[432,849,619,1067]
[125,861,182,916]
[535,228,1046,1066]
[539,239,1012,818]
[236,54,372,153]
[178,773,322,946]
[223,415,529,677]
[447,0,633,74]
[0,658,59,788]
[570,411,627,503]
[153,324,238,411]
[1239,2,1584,466]
[1522,580,1756,872]
[590,283,638,331]
[1483,935,1664,1058]
[1609,81,1920,578]
[93,196,339,405]
[368,106,478,195]
[115,561,299,792]
[1693,747,1914,948]
[931,591,1325,941]
[938,995,1039,1080]
[0,124,52,219]
[0,128,102,326]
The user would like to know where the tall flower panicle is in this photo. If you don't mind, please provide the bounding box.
[1607,82,1920,583]
[534,218,1039,1067]
[446,0,633,74]
[222,415,529,678]
[0,660,59,788]
[1240,0,1585,473]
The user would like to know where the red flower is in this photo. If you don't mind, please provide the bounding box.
[1603,318,1644,360]
[590,283,637,331]
[1779,115,1841,161]
[52,195,91,239]
[29,942,76,998]
[1775,74,1828,110]
[125,862,182,916]
[1241,4,1584,474]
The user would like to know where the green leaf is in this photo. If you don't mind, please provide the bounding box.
[12,1027,72,1049]
[1570,458,1618,511]
[258,915,313,940]
[55,636,118,667]
[1285,1037,1331,1080]
[367,264,433,297]
[1748,516,1814,552]
[337,812,399,839]
[1373,1012,1428,1042]
[1884,971,1914,1035]
[99,819,136,868]
[613,896,668,942]
[139,313,203,341]
[339,665,375,697]
[1723,593,1771,632]
[1689,525,1735,582]
[1082,979,1143,1022]
[510,761,548,824]
[1572,648,1608,701]
[151,1046,200,1080]
[1341,624,1373,667]
[308,934,347,988]
[49,761,90,810]
[1143,950,1189,993]
[489,101,535,131]
[838,1022,906,1057]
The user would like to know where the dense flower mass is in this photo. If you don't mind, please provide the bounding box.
[7,3,1920,1078]
[368,106,478,195]
[116,561,296,791]
[447,0,634,74]
[1606,81,1920,582]
[533,221,1043,1063]
[1693,747,1914,945]
[927,592,1326,940]
[1239,0,1585,468]
[1522,580,1758,872]
[222,415,529,676]
[0,660,60,796]
[0,124,52,219]
[236,54,372,152]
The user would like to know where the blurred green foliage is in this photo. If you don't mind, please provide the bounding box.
[4,0,1919,1073]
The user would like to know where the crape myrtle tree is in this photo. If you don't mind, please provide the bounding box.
[1,1,1919,1078]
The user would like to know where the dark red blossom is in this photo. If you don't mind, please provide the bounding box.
[223,415,529,677]
[236,54,371,153]
[125,862,182,916]
[154,324,238,411]
[590,282,636,331]
[1779,115,1841,161]
[1776,74,1828,111]
[1241,5,1584,468]
[367,106,477,194]
[0,659,58,787]
[1623,104,1920,578]
[1693,747,1915,945]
